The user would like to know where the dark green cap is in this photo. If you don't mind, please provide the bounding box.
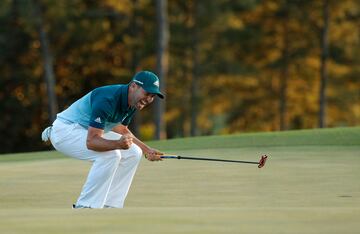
[132,71,164,99]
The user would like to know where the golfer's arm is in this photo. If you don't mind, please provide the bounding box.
[86,127,120,152]
[112,125,150,153]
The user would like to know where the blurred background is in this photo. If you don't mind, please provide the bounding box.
[0,0,359,154]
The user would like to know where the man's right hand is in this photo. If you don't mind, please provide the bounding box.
[118,134,133,149]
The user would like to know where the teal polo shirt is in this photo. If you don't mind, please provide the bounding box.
[57,84,136,132]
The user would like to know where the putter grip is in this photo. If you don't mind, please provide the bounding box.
[160,156,179,159]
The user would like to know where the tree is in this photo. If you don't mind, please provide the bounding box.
[278,1,290,131]
[128,0,142,136]
[33,0,58,123]
[319,0,330,128]
[190,0,200,136]
[155,0,169,139]
[0,0,358,154]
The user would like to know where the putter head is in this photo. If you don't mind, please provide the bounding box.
[258,155,268,168]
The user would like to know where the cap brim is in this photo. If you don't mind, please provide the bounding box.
[156,92,164,99]
[144,87,164,99]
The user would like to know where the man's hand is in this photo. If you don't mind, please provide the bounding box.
[118,134,133,149]
[144,148,163,161]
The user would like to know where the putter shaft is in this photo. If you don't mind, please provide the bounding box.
[161,155,259,164]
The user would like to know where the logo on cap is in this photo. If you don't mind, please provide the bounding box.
[153,80,159,87]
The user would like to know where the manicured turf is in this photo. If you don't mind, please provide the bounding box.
[0,127,359,233]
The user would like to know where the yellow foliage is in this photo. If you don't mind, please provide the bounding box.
[104,0,133,14]
[227,14,244,30]
[102,21,110,30]
[92,38,109,51]
[140,123,155,141]
[165,108,181,122]
[14,87,24,101]
[328,61,352,77]
[32,40,40,49]
[305,56,320,70]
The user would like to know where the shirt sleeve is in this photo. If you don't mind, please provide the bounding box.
[89,99,112,129]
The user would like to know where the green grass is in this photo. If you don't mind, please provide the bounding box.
[147,126,360,151]
[0,127,359,233]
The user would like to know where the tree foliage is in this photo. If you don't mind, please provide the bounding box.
[0,0,359,153]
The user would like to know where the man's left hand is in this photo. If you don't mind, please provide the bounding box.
[144,148,163,161]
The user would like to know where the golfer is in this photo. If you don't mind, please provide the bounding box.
[41,71,164,209]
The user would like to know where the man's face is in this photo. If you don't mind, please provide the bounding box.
[129,83,155,110]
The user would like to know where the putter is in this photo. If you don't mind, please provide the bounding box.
[161,155,268,168]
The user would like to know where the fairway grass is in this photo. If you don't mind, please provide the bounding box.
[0,127,359,233]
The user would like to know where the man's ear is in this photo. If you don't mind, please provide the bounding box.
[129,82,136,92]
[130,82,140,89]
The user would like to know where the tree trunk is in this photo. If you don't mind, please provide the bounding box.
[190,1,200,136]
[33,0,58,123]
[129,0,141,137]
[319,0,329,128]
[155,0,169,139]
[279,14,289,131]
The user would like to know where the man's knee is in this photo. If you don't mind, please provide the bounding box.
[99,150,122,164]
[129,144,143,160]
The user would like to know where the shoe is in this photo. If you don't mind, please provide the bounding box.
[104,205,116,208]
[72,203,91,209]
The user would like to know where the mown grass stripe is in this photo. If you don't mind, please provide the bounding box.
[148,127,360,151]
[0,127,358,162]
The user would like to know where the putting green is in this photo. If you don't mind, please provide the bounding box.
[0,127,359,233]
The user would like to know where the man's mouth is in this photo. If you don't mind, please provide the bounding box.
[136,100,147,109]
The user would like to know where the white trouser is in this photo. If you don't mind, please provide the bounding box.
[49,119,142,208]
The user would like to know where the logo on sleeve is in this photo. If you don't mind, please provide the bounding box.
[94,117,102,124]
